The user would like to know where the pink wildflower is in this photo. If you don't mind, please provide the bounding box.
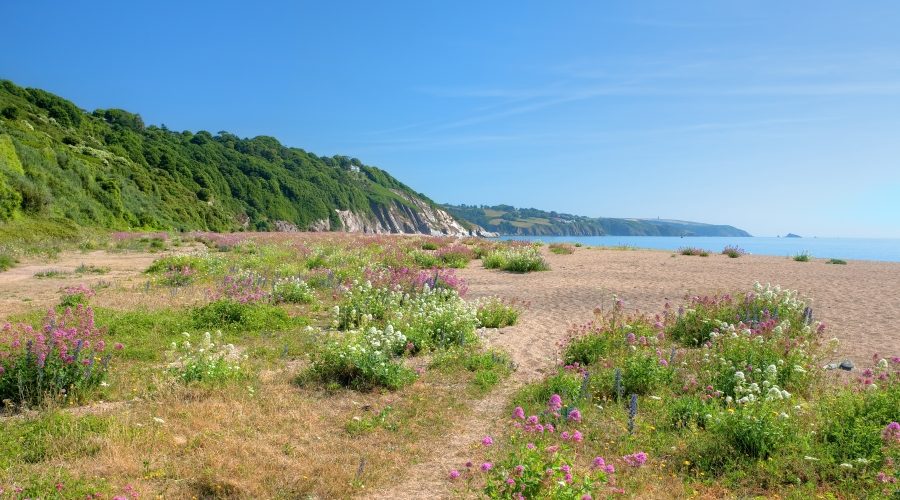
[513,406,525,419]
[480,462,493,471]
[623,451,648,467]
[883,422,900,443]
[482,435,494,446]
[449,470,460,480]
[568,408,582,422]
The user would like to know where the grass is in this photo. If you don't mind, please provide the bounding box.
[33,269,69,278]
[0,233,539,497]
[826,258,848,265]
[0,252,15,271]
[548,243,575,255]
[793,251,812,262]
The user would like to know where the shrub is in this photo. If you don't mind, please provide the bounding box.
[679,247,710,257]
[483,246,549,273]
[167,331,246,384]
[722,245,746,258]
[793,252,811,262]
[707,402,797,459]
[0,253,15,272]
[59,284,95,308]
[826,258,847,265]
[563,331,620,366]
[436,244,475,268]
[332,279,403,330]
[0,306,115,407]
[307,325,415,391]
[548,243,575,255]
[621,351,673,395]
[401,287,479,350]
[421,241,439,251]
[412,251,440,268]
[272,276,314,304]
[476,296,522,328]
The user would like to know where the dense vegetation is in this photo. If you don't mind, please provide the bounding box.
[0,79,443,232]
[445,203,751,237]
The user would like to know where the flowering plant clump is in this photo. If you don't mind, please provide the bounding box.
[209,272,270,304]
[400,285,478,351]
[721,245,747,258]
[271,276,315,304]
[166,331,246,384]
[309,325,415,391]
[452,395,614,498]
[332,279,404,330]
[59,284,95,308]
[0,306,114,406]
[483,246,549,273]
[435,244,476,268]
[476,296,524,329]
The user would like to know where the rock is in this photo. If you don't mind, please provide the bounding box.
[839,360,854,371]
[824,363,839,371]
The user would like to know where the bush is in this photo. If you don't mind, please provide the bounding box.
[401,287,478,350]
[436,244,475,268]
[167,331,246,384]
[421,241,439,251]
[622,352,673,395]
[0,253,15,272]
[307,325,415,391]
[332,279,403,330]
[563,331,620,366]
[272,276,314,304]
[476,296,521,328]
[59,284,95,308]
[722,245,746,258]
[679,247,710,256]
[0,306,115,407]
[483,246,549,273]
[826,258,847,265]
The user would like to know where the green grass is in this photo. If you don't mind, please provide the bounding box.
[483,246,549,273]
[431,347,514,395]
[476,296,521,328]
[0,252,15,271]
[826,258,847,265]
[792,251,811,262]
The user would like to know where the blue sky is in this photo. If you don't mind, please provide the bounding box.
[3,1,900,237]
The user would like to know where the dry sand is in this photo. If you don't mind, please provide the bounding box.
[372,247,900,499]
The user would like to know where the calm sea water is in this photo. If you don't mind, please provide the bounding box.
[493,236,900,263]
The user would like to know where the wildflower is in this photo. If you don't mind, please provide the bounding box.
[480,462,493,471]
[623,451,648,467]
[548,394,563,411]
[514,465,525,475]
[449,470,460,480]
[561,431,571,440]
[839,463,854,469]
[513,406,525,419]
[526,443,535,450]
[465,461,473,468]
[582,495,593,500]
[482,435,494,446]
[567,408,582,422]
[572,430,584,442]
[527,415,539,425]
[506,478,516,486]
[883,422,900,443]
[877,472,897,483]
[592,456,607,468]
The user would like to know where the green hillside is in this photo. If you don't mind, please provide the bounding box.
[444,204,751,237]
[0,79,441,232]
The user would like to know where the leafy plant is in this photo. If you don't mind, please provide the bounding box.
[476,296,522,328]
[483,246,549,273]
[793,252,811,262]
[167,331,246,384]
[0,306,116,407]
[722,245,746,258]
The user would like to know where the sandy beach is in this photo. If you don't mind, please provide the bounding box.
[377,245,900,498]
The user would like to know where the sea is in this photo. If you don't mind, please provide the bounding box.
[492,236,900,263]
